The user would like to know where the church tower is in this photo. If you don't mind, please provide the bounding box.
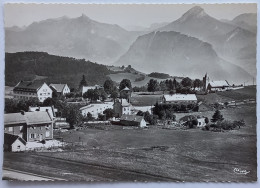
[203,73,210,91]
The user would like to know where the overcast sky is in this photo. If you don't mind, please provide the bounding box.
[4,3,257,28]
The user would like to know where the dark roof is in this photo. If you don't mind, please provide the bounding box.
[120,114,144,123]
[13,80,45,92]
[4,133,26,146]
[49,84,66,93]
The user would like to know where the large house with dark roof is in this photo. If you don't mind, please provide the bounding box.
[4,111,53,142]
[13,81,52,102]
[49,83,70,96]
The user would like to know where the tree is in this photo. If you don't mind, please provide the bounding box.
[193,79,203,88]
[168,79,174,91]
[43,97,57,107]
[52,89,58,98]
[181,77,193,88]
[205,117,209,124]
[119,79,132,91]
[83,112,94,121]
[211,110,224,123]
[98,113,106,121]
[147,79,159,92]
[103,79,114,94]
[93,89,101,101]
[79,74,88,89]
[83,89,94,101]
[103,108,115,120]
[5,99,18,113]
[110,90,118,102]
[64,104,83,129]
[159,81,167,93]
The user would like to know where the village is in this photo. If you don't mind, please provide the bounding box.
[3,71,255,152]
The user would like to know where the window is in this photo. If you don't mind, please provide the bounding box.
[20,126,23,131]
[9,127,13,131]
[17,146,21,149]
[30,134,35,139]
[199,122,201,125]
[46,131,50,137]
[124,108,126,111]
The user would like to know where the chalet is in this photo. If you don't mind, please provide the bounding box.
[120,114,147,128]
[80,102,113,118]
[81,85,103,95]
[4,133,26,152]
[49,84,70,96]
[162,94,197,104]
[13,81,52,102]
[113,99,132,118]
[4,111,53,142]
[120,87,131,101]
[207,80,230,92]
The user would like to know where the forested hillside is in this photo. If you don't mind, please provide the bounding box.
[5,52,110,88]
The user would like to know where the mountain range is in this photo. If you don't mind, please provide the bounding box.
[153,6,256,77]
[5,14,142,64]
[5,6,257,84]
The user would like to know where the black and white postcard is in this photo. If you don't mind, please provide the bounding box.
[2,3,257,182]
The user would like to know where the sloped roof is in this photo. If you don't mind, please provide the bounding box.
[208,80,230,87]
[120,114,144,123]
[4,133,26,146]
[4,113,27,125]
[121,87,130,91]
[163,94,197,102]
[49,84,66,93]
[25,111,52,125]
[29,106,57,119]
[4,111,52,125]
[13,80,45,92]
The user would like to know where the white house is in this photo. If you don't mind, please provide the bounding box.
[162,94,197,104]
[113,99,132,118]
[13,81,52,102]
[49,84,70,96]
[120,114,147,128]
[207,80,230,92]
[81,85,103,95]
[80,102,113,118]
[4,133,26,152]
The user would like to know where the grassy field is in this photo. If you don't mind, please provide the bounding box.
[3,86,257,182]
[23,102,255,182]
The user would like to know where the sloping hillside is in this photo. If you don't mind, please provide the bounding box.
[5,52,110,88]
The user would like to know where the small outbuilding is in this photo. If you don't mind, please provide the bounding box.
[4,133,26,152]
[120,114,147,128]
